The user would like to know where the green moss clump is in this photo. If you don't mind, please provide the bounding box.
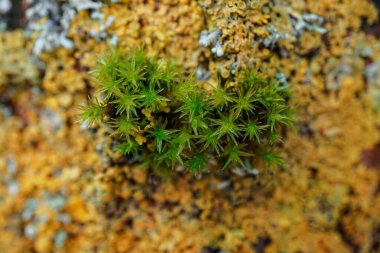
[79,50,294,175]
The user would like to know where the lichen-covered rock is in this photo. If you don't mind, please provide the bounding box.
[0,1,380,252]
[0,31,39,90]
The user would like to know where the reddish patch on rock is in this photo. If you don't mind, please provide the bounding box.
[362,144,380,169]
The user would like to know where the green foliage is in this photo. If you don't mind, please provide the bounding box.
[112,91,138,117]
[149,122,174,153]
[138,85,168,112]
[78,96,104,126]
[232,88,256,117]
[210,85,233,110]
[111,117,137,138]
[117,140,140,156]
[80,49,295,174]
[187,153,207,175]
[222,144,251,169]
[212,113,241,144]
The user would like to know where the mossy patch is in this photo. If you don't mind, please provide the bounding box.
[80,49,294,174]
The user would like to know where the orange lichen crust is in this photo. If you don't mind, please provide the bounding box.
[0,0,380,252]
[0,31,39,91]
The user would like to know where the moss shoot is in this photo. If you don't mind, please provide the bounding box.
[79,50,294,175]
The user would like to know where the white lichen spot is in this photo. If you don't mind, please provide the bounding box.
[199,28,224,57]
[195,67,211,81]
[217,181,231,190]
[109,34,119,46]
[24,224,37,238]
[26,0,118,55]
[275,71,288,87]
[6,156,17,174]
[231,61,240,75]
[199,29,221,47]
[22,199,38,221]
[0,0,11,14]
[54,230,68,248]
[290,11,328,36]
[365,60,380,109]
[69,0,102,11]
[7,180,19,196]
[263,25,294,49]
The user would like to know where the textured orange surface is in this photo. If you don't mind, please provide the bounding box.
[0,1,380,252]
